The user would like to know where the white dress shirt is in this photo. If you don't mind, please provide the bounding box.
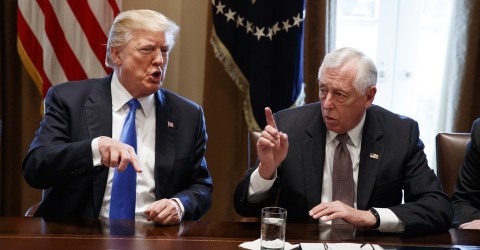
[248,112,405,232]
[91,73,184,219]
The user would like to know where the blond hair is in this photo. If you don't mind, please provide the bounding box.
[105,9,180,68]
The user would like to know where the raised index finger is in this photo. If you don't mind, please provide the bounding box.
[264,107,277,129]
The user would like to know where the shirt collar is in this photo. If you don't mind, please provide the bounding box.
[326,112,366,148]
[111,72,155,117]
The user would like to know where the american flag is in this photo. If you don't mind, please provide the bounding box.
[17,0,121,98]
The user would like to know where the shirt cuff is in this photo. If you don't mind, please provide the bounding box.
[247,168,277,202]
[375,207,406,232]
[170,198,185,219]
[91,137,102,166]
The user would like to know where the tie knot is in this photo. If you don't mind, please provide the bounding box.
[336,133,349,144]
[127,99,141,112]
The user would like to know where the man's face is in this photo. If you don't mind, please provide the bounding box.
[318,62,376,134]
[111,29,171,98]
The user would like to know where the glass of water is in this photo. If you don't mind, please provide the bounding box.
[261,207,287,250]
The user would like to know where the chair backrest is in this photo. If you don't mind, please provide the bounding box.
[247,131,261,169]
[236,131,262,222]
[435,132,470,197]
[24,188,50,217]
[24,202,41,217]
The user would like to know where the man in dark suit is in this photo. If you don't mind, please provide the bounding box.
[23,9,212,225]
[452,118,480,229]
[234,47,452,233]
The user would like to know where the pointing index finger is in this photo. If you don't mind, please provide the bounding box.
[264,107,277,129]
[128,150,142,173]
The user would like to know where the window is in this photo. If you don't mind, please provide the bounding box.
[335,0,454,170]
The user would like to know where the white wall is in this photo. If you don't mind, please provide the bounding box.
[122,0,208,105]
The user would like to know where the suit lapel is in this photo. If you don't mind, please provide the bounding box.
[85,76,112,215]
[303,109,326,209]
[85,78,112,138]
[153,90,177,198]
[357,109,384,210]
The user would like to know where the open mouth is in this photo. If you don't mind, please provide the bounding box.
[150,70,162,82]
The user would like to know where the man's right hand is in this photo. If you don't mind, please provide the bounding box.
[98,137,142,173]
[257,107,288,180]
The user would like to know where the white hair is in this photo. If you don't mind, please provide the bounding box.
[318,47,377,93]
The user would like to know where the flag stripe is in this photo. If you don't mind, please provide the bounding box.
[36,0,87,81]
[88,0,116,35]
[17,8,51,95]
[49,1,107,79]
[18,0,120,98]
[67,0,110,74]
[108,0,121,17]
[19,0,68,89]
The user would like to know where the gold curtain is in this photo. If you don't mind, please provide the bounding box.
[201,6,249,222]
[0,0,43,216]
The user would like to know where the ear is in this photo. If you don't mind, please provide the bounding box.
[110,47,122,65]
[364,86,377,108]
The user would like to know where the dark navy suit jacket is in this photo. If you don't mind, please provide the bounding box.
[234,103,452,233]
[23,75,212,220]
[452,118,480,227]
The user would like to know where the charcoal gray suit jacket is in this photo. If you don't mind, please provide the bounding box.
[234,103,452,233]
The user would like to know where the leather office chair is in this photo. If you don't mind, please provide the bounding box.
[435,132,471,197]
[24,202,41,217]
[24,189,49,217]
[237,131,262,222]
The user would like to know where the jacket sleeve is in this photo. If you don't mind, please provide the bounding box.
[388,121,453,233]
[22,86,95,189]
[171,106,213,220]
[452,119,480,227]
[233,165,282,218]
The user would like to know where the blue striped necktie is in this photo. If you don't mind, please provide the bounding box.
[110,98,141,219]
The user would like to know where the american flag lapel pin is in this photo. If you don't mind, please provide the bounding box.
[369,153,379,160]
[168,121,174,128]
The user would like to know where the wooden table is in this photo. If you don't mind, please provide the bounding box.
[0,217,479,249]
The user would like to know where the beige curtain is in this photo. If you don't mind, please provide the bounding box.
[439,0,480,133]
[201,0,331,222]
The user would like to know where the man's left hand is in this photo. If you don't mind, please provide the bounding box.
[459,219,480,230]
[309,200,376,228]
[145,199,181,225]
